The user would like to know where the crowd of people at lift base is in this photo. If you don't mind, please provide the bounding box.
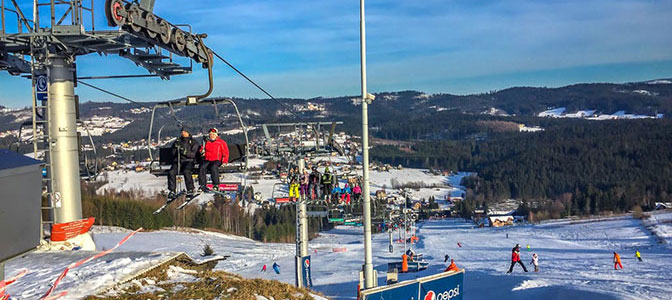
[285,164,363,205]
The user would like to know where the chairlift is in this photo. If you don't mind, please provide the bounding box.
[146,98,250,193]
[271,182,292,205]
[11,120,100,181]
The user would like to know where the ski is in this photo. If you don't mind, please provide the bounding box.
[205,189,229,197]
[176,192,201,210]
[153,191,186,215]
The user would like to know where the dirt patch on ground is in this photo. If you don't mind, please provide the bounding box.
[86,261,325,300]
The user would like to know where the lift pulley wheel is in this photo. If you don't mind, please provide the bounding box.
[127,4,143,33]
[171,28,187,52]
[144,12,158,38]
[159,19,172,44]
[106,0,126,27]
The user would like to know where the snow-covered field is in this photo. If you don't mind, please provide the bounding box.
[6,212,671,299]
[96,166,468,210]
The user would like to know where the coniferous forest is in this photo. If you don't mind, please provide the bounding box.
[372,117,672,216]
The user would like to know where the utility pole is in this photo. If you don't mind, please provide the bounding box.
[360,0,375,290]
[295,158,310,287]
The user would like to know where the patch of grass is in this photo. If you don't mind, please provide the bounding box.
[85,262,323,300]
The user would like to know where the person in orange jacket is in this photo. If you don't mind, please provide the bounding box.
[444,259,460,272]
[613,252,623,270]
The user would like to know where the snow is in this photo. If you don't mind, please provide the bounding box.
[97,165,467,205]
[4,251,176,300]
[647,80,672,84]
[538,108,658,120]
[511,279,551,291]
[538,107,566,117]
[96,170,166,197]
[6,212,672,299]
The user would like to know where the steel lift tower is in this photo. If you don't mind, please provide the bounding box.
[0,0,212,236]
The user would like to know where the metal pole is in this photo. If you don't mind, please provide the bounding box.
[404,208,407,253]
[388,223,393,253]
[299,159,308,257]
[48,55,83,223]
[295,157,308,287]
[360,0,375,290]
[0,261,4,281]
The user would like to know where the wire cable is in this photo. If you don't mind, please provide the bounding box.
[77,79,183,124]
[211,50,306,121]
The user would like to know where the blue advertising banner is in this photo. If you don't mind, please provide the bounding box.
[301,255,313,288]
[361,280,418,300]
[361,270,464,300]
[418,271,463,300]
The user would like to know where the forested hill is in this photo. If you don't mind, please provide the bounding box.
[2,78,672,139]
[372,118,672,215]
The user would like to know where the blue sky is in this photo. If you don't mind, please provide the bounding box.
[2,0,672,107]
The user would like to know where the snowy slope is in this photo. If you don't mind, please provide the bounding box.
[8,212,671,299]
[5,251,176,299]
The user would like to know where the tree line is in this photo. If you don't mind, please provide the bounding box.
[373,119,672,217]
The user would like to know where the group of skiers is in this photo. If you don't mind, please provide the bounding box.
[613,250,643,270]
[505,243,645,273]
[261,262,281,274]
[507,243,538,273]
[286,166,363,204]
[167,127,229,198]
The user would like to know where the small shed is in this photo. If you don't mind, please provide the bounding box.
[0,150,43,278]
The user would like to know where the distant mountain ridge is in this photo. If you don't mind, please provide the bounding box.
[1,78,670,142]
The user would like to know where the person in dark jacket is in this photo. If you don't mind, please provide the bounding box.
[167,127,200,197]
[321,167,334,201]
[198,128,229,191]
[507,243,528,273]
[309,167,321,200]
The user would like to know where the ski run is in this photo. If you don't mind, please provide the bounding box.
[4,209,671,299]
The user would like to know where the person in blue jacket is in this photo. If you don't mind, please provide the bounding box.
[272,262,280,274]
[331,184,342,205]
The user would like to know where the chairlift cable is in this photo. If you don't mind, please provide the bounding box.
[77,79,183,125]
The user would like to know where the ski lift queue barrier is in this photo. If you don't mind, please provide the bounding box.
[360,270,464,300]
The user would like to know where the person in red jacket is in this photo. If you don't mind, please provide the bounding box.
[198,128,229,191]
[507,244,528,273]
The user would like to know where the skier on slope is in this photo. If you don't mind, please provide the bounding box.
[167,126,200,198]
[530,253,539,272]
[613,252,623,270]
[261,264,267,272]
[198,128,229,192]
[635,250,643,262]
[507,244,528,273]
[272,262,280,274]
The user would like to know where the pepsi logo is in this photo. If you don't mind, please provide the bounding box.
[425,285,460,300]
[304,259,310,267]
